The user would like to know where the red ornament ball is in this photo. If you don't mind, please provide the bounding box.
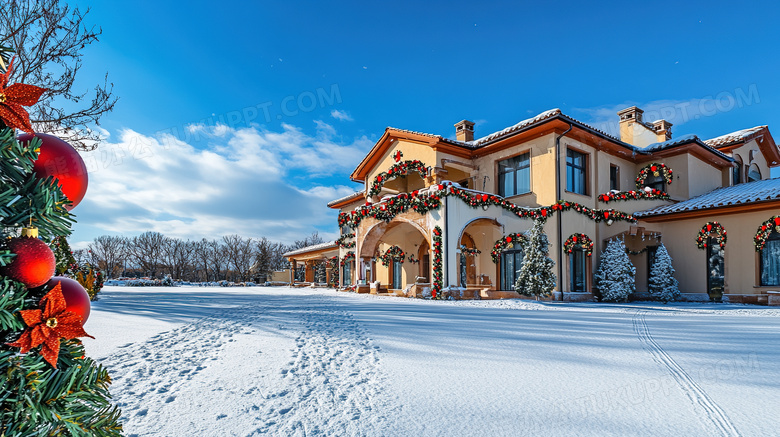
[19,133,88,211]
[0,237,56,288]
[46,276,91,323]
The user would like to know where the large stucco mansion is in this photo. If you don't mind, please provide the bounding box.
[284,106,780,305]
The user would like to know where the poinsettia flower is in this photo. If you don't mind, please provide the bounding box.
[7,282,93,367]
[0,58,46,133]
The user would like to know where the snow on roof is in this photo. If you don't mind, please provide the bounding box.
[704,126,767,148]
[643,134,732,161]
[635,177,780,218]
[469,109,563,146]
[327,190,365,208]
[283,241,338,258]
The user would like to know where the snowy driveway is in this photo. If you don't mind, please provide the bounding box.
[83,286,780,437]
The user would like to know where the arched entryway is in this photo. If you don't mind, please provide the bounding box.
[457,218,504,290]
[360,218,431,292]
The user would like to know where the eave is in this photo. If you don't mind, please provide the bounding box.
[638,199,780,222]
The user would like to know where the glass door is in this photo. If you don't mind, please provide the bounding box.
[706,237,724,302]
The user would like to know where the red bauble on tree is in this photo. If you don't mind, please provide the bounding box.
[0,230,56,288]
[45,276,91,324]
[19,132,88,211]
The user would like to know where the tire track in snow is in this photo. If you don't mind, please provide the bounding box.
[253,303,396,436]
[633,310,741,437]
[97,305,259,435]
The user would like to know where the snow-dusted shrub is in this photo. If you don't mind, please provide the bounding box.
[595,238,635,302]
[648,243,680,303]
[515,219,556,299]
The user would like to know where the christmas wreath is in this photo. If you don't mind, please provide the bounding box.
[335,233,356,249]
[696,222,727,249]
[754,216,780,251]
[491,233,527,263]
[379,245,405,266]
[432,226,443,299]
[564,233,594,256]
[407,254,420,264]
[393,150,403,162]
[340,251,355,266]
[636,163,673,189]
[367,160,431,197]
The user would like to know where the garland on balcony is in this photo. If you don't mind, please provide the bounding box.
[459,245,481,256]
[754,216,780,251]
[340,251,355,266]
[327,256,339,287]
[636,163,673,189]
[367,160,431,196]
[379,245,406,266]
[491,233,527,263]
[564,233,594,256]
[626,247,650,256]
[335,233,356,248]
[598,188,670,203]
[432,226,443,299]
[339,184,637,230]
[696,222,727,249]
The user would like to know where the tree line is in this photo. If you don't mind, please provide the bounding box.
[79,231,324,282]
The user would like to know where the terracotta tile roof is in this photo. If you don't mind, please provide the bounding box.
[327,190,365,208]
[704,126,767,148]
[644,134,733,161]
[282,241,338,258]
[635,177,780,218]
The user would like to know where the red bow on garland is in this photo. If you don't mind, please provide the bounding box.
[7,282,93,367]
[0,57,47,133]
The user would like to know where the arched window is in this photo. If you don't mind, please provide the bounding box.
[761,231,780,286]
[732,155,743,185]
[748,163,762,182]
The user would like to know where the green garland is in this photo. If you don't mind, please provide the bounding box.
[339,184,637,230]
[598,188,670,203]
[636,162,673,189]
[696,221,727,250]
[459,245,481,256]
[407,254,420,264]
[564,233,594,256]
[379,245,405,266]
[327,256,339,287]
[367,160,431,197]
[491,233,527,263]
[340,251,355,267]
[754,216,780,251]
[335,233,356,249]
[432,226,443,299]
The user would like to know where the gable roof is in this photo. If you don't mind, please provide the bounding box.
[327,190,365,209]
[704,126,767,148]
[282,241,338,258]
[643,134,733,163]
[635,177,780,219]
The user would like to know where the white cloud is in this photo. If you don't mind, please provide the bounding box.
[72,123,368,247]
[330,109,354,121]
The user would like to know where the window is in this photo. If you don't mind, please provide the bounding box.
[421,253,430,282]
[569,249,587,292]
[647,246,658,288]
[732,155,743,185]
[500,248,524,291]
[392,260,402,289]
[498,153,531,197]
[748,164,762,182]
[761,232,780,286]
[566,149,588,195]
[610,165,620,191]
[342,262,352,286]
[456,179,470,189]
[643,173,666,192]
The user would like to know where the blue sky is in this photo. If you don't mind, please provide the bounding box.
[66,0,780,247]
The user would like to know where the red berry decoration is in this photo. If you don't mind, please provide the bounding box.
[45,276,91,324]
[19,132,89,211]
[0,233,56,288]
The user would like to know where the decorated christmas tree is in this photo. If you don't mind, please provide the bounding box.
[648,243,680,303]
[595,238,636,302]
[514,219,556,299]
[0,57,122,435]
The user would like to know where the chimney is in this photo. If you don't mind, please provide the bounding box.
[617,106,643,144]
[652,119,673,142]
[454,120,475,142]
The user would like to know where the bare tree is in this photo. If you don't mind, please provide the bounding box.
[161,237,194,281]
[129,231,165,278]
[87,235,128,278]
[288,231,325,252]
[207,239,227,281]
[0,0,117,150]
[191,238,212,281]
[222,234,255,282]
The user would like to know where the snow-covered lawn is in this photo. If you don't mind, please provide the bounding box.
[83,286,780,437]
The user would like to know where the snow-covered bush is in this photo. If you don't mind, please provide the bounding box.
[648,243,680,302]
[595,238,635,302]
[515,219,556,299]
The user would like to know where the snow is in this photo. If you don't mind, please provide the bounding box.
[704,126,766,148]
[83,285,780,436]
